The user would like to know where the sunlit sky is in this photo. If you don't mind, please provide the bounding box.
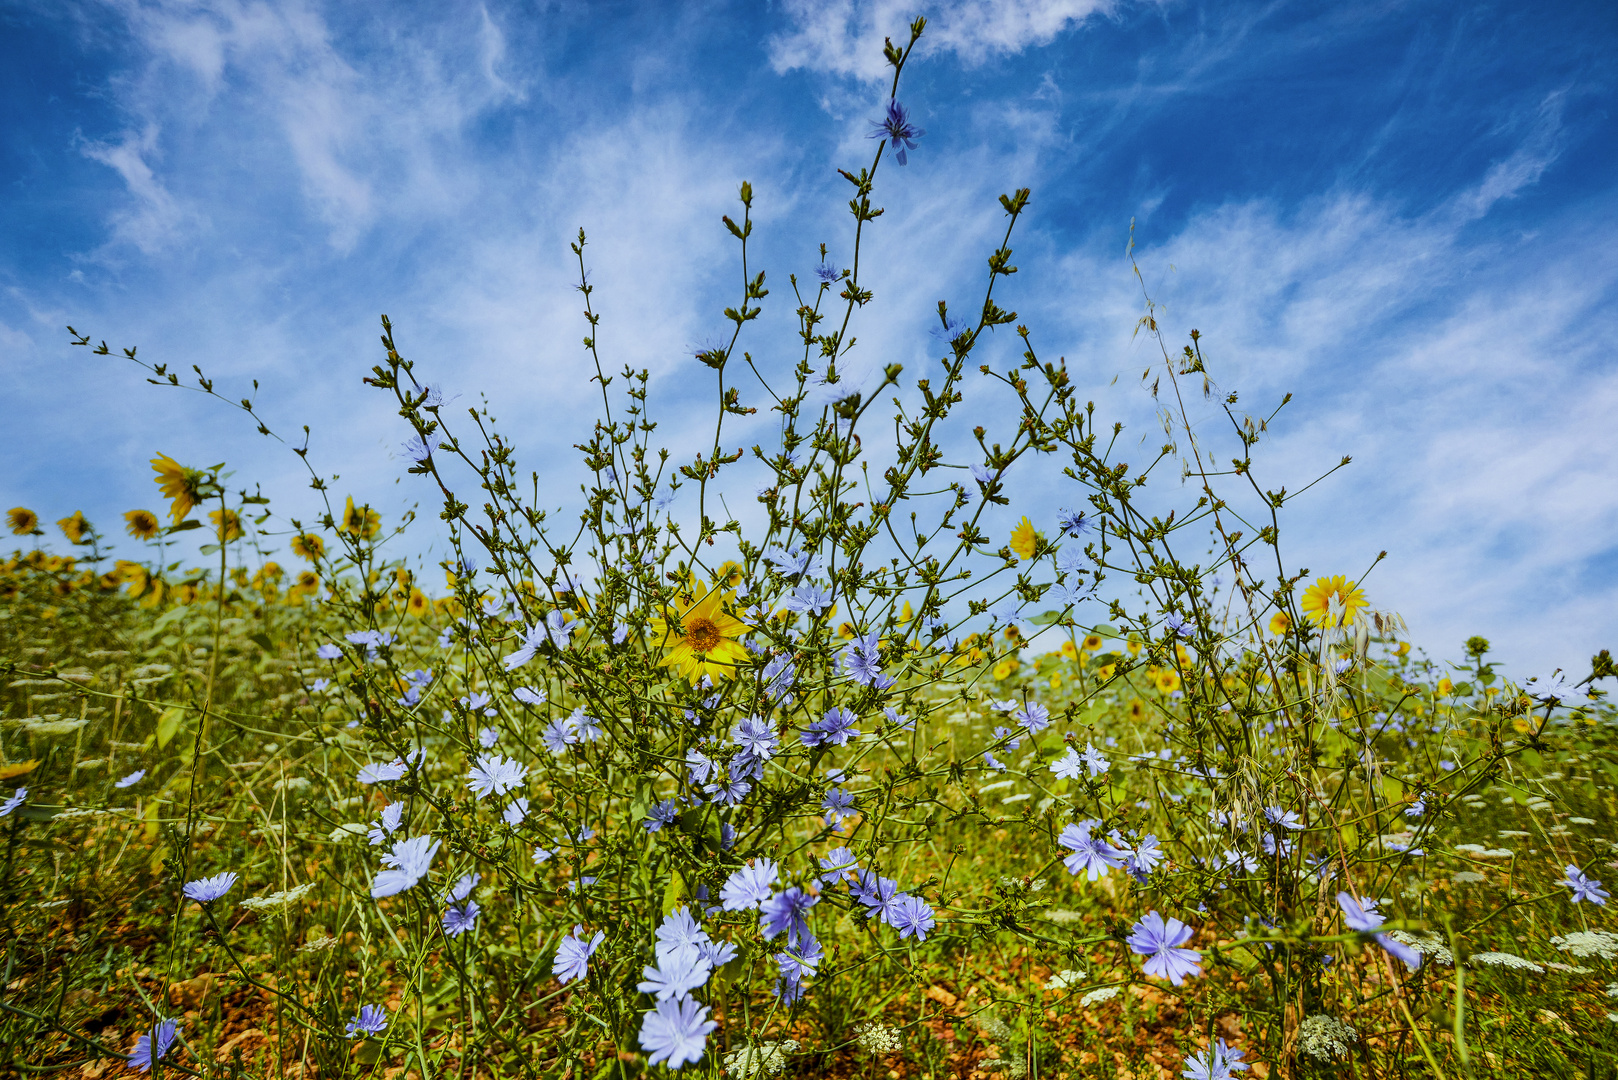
[3,0,1615,679]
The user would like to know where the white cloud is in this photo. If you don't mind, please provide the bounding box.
[1017,165,1618,677]
[77,124,190,253]
[80,0,530,251]
[769,0,1121,81]
[1452,90,1566,223]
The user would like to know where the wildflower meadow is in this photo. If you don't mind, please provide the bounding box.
[5,21,1617,1080]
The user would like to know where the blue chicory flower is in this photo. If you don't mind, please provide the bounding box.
[759,886,818,946]
[867,99,931,165]
[182,871,239,904]
[345,1004,388,1038]
[1563,864,1609,906]
[127,1018,180,1072]
[371,835,441,898]
[1128,911,1203,985]
[638,995,718,1069]
[442,900,479,937]
[554,925,604,985]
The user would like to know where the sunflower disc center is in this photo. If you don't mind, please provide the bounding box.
[685,617,722,654]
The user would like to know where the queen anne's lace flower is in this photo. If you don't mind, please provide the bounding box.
[854,1022,902,1054]
[1297,1014,1358,1062]
[1550,930,1618,960]
[239,882,314,913]
[1470,951,1544,973]
[723,1039,798,1079]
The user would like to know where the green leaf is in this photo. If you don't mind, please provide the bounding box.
[249,632,274,652]
[662,869,687,916]
[168,519,202,533]
[156,706,186,750]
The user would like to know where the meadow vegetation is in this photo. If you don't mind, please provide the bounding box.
[3,20,1616,1080]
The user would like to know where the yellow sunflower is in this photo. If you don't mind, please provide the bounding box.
[1155,670,1181,694]
[291,532,325,560]
[1060,639,1079,661]
[7,508,38,535]
[1083,633,1103,652]
[1127,699,1146,721]
[1009,516,1040,561]
[1268,611,1291,635]
[150,453,205,524]
[209,508,242,542]
[713,560,745,591]
[341,496,381,539]
[649,581,751,681]
[292,570,320,596]
[124,509,161,540]
[1299,575,1368,628]
[406,589,430,617]
[114,560,150,598]
[898,600,913,623]
[992,657,1018,680]
[56,511,91,544]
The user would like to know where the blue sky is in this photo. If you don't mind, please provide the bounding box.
[2,0,1615,678]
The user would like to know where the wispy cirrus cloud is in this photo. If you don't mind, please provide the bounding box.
[84,0,527,251]
[769,0,1125,81]
[76,123,189,253]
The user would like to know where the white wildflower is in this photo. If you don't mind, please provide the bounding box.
[1078,987,1119,1008]
[1387,930,1453,965]
[1044,969,1085,990]
[1451,871,1487,884]
[1550,931,1618,960]
[724,1039,798,1078]
[1453,843,1514,858]
[972,1014,1014,1043]
[239,883,315,913]
[1470,951,1544,973]
[854,1022,902,1055]
[1297,1014,1358,1062]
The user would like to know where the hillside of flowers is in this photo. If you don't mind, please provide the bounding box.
[3,22,1617,1080]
